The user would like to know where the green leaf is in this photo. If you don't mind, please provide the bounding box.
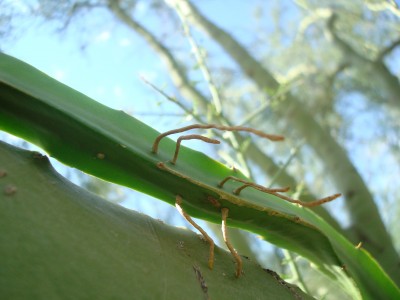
[0,141,312,299]
[0,52,399,299]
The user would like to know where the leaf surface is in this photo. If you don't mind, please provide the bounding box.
[1,53,399,299]
[0,141,312,299]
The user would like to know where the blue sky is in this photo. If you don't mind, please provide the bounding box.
[2,0,268,129]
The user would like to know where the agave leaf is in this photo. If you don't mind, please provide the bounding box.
[1,53,399,299]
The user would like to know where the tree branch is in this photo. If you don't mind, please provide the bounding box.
[327,13,400,107]
[108,0,210,113]
[378,38,400,60]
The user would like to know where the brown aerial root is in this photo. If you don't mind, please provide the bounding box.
[171,134,220,165]
[218,176,290,195]
[218,176,341,207]
[221,207,243,278]
[151,124,285,154]
[268,191,341,207]
[234,183,290,195]
[175,195,215,270]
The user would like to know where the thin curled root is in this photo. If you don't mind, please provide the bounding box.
[218,176,290,194]
[171,134,220,164]
[175,195,215,270]
[152,124,284,154]
[221,207,243,278]
[270,192,342,207]
[218,176,340,207]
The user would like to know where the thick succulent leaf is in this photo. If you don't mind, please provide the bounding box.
[0,141,313,299]
[0,53,399,299]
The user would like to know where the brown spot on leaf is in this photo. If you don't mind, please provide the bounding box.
[96,153,106,160]
[264,269,303,300]
[32,152,49,163]
[33,152,47,160]
[346,190,355,198]
[4,185,17,196]
[193,265,209,300]
[177,241,185,250]
[207,196,221,208]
